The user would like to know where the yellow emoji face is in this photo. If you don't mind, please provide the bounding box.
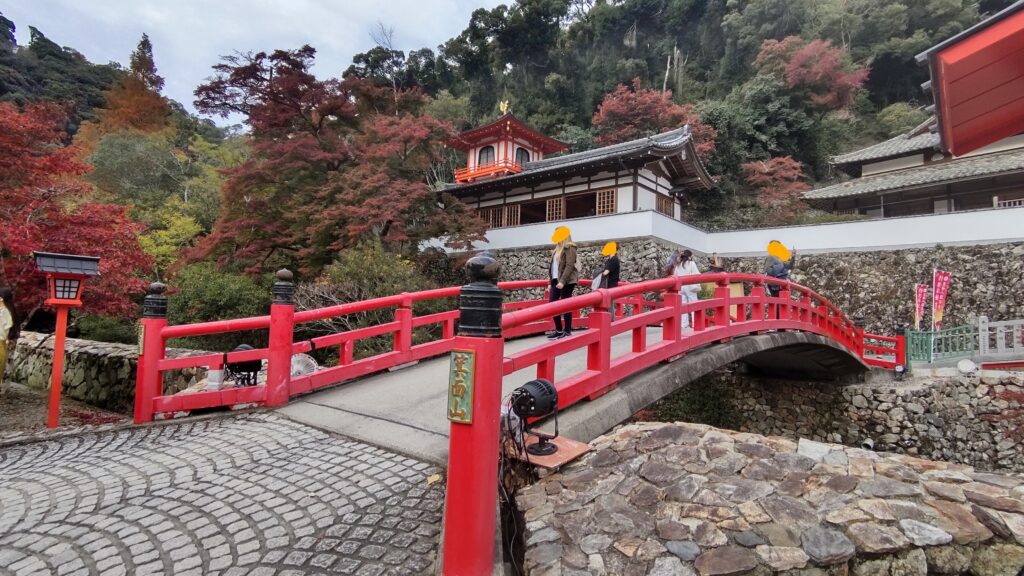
[602,242,617,256]
[767,240,791,262]
[551,226,570,243]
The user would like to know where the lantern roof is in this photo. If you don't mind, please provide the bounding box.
[32,252,101,276]
[445,113,568,154]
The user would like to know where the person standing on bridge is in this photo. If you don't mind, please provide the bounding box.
[0,287,19,388]
[673,250,701,329]
[548,226,579,340]
[600,242,620,320]
[764,241,797,298]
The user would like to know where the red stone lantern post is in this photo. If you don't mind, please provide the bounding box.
[32,252,101,428]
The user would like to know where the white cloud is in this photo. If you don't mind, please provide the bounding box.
[4,0,503,122]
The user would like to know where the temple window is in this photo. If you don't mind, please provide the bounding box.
[478,145,495,166]
[515,147,531,165]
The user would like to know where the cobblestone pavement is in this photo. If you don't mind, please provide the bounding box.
[0,413,445,575]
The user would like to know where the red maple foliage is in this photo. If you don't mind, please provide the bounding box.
[0,102,151,320]
[741,156,811,225]
[754,37,869,111]
[592,78,717,160]
[193,46,484,275]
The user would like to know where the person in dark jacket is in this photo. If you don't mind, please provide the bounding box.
[601,242,620,288]
[764,241,796,298]
[548,226,579,339]
[600,242,621,319]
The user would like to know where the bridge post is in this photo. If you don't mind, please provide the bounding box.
[750,280,765,322]
[443,253,504,576]
[394,293,413,359]
[266,269,295,407]
[135,282,168,424]
[714,279,731,328]
[663,280,683,340]
[778,287,792,323]
[587,291,613,398]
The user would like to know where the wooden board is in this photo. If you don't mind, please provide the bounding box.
[505,435,590,470]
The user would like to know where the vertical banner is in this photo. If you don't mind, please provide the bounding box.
[914,284,928,331]
[932,270,952,331]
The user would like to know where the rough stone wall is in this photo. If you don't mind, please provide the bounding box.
[495,237,684,284]
[518,420,1024,576]
[695,368,1024,473]
[721,242,1024,335]
[6,332,206,413]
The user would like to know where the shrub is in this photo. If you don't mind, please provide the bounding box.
[294,242,451,361]
[76,314,138,345]
[167,262,269,351]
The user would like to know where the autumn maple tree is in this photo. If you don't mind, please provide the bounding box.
[741,156,811,225]
[0,102,151,320]
[74,34,171,154]
[591,78,717,160]
[754,36,869,111]
[192,45,484,275]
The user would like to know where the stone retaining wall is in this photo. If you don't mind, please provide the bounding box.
[667,369,1024,473]
[6,332,205,413]
[519,421,1024,576]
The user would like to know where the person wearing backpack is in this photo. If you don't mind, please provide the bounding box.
[547,226,579,339]
[764,241,797,298]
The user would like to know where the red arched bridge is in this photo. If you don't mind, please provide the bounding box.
[134,257,905,575]
[134,270,903,427]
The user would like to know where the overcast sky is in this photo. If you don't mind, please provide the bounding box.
[5,0,503,123]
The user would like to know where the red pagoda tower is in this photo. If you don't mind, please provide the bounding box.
[447,107,568,184]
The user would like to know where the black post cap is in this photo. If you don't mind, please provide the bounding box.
[143,282,168,319]
[458,253,502,338]
[272,268,295,305]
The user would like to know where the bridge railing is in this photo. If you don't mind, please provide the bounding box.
[135,275,626,422]
[498,272,901,412]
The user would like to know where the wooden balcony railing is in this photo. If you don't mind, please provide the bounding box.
[454,159,522,183]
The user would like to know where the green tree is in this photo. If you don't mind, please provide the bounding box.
[137,199,203,279]
[876,102,928,137]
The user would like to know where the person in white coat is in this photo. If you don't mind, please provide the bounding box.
[673,250,701,329]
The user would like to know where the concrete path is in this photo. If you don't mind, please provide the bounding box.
[279,328,670,464]
[0,413,445,576]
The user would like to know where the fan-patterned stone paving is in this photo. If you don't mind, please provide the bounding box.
[0,413,444,575]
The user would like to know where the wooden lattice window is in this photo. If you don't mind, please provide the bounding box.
[479,205,520,228]
[504,204,521,226]
[546,197,565,221]
[656,194,674,217]
[596,189,616,215]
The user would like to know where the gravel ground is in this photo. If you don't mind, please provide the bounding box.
[0,381,127,440]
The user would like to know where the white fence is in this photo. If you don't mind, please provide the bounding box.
[979,316,1024,358]
[455,206,1024,256]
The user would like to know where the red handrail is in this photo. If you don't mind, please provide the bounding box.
[134,274,903,423]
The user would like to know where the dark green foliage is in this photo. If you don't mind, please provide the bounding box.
[75,314,138,345]
[167,262,270,351]
[293,242,453,362]
[0,18,122,133]
[652,376,741,429]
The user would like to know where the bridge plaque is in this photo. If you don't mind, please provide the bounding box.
[447,349,475,424]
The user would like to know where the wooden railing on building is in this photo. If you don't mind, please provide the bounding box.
[454,159,522,183]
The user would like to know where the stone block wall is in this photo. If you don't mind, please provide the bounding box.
[690,368,1024,473]
[6,332,206,413]
[721,242,1024,335]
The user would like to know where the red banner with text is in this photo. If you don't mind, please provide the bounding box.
[932,270,952,330]
[914,284,928,331]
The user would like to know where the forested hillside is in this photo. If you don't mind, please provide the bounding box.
[346,0,1013,225]
[0,1,1014,347]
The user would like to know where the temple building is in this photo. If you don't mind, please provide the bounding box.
[444,112,714,229]
[805,1,1024,218]
[804,120,1024,217]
